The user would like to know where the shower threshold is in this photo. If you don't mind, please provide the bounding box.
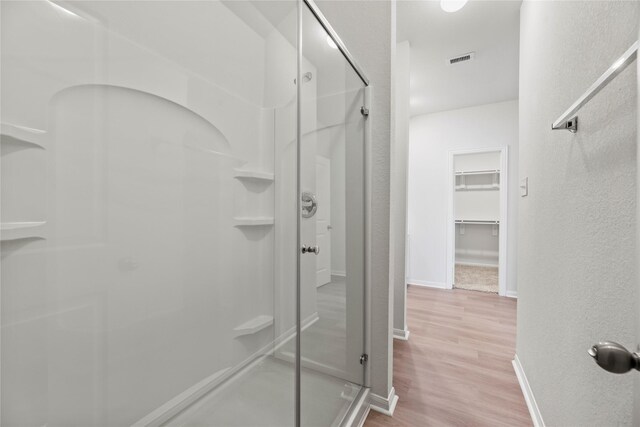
[160,356,362,427]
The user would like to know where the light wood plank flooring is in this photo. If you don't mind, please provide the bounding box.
[365,286,531,427]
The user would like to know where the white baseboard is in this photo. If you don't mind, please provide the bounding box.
[513,354,545,427]
[407,279,447,289]
[506,290,518,298]
[393,328,410,341]
[369,387,399,416]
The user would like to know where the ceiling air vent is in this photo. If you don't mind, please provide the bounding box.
[449,52,475,65]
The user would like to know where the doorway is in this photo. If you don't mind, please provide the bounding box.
[447,147,508,296]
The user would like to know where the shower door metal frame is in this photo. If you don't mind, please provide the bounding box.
[295,1,371,425]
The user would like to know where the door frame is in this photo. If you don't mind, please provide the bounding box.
[446,146,509,296]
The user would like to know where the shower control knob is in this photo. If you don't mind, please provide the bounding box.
[588,341,640,374]
[301,245,320,255]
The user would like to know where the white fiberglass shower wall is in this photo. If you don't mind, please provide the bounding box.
[0,1,368,426]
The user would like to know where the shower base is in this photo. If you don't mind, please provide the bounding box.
[164,356,361,426]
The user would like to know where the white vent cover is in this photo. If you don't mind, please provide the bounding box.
[449,52,475,65]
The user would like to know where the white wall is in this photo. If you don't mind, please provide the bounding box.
[392,40,410,336]
[517,1,639,425]
[407,100,519,294]
[316,0,395,403]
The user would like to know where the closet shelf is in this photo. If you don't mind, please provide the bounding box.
[455,219,499,225]
[233,169,274,182]
[455,169,500,176]
[455,184,499,191]
[1,122,46,149]
[233,217,274,227]
[1,221,47,241]
[233,315,274,337]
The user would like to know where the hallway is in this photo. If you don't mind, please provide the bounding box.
[365,286,531,426]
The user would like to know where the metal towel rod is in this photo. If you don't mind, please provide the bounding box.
[552,40,638,133]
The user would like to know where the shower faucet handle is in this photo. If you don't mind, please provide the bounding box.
[301,245,320,255]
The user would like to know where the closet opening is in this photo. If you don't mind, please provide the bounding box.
[448,148,507,295]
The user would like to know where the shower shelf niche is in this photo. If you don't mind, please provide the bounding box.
[233,169,274,182]
[1,221,47,241]
[233,314,274,337]
[1,122,47,149]
[233,217,274,227]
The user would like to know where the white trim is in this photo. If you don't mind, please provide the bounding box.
[369,387,399,416]
[506,290,518,298]
[341,388,371,427]
[331,270,346,277]
[513,354,545,427]
[447,147,509,296]
[408,279,447,289]
[356,405,371,427]
[393,328,410,341]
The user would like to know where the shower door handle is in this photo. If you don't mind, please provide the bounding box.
[301,245,320,255]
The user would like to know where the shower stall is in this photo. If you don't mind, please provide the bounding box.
[0,1,370,425]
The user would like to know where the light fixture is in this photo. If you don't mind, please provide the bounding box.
[326,35,338,50]
[440,0,468,13]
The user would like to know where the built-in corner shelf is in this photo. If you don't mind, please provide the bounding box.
[233,169,274,182]
[1,221,47,241]
[233,217,274,227]
[1,122,46,150]
[233,314,274,337]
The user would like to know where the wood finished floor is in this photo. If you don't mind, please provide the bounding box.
[365,286,531,427]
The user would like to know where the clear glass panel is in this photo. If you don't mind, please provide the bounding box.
[297,4,367,425]
[1,1,298,426]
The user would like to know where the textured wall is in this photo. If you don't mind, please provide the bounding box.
[392,41,410,334]
[636,22,640,427]
[315,0,394,399]
[408,100,519,294]
[517,1,639,425]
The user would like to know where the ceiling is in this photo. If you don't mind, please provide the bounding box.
[397,0,521,116]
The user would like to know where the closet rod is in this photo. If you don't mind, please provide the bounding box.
[455,220,499,225]
[551,40,638,133]
[455,169,500,176]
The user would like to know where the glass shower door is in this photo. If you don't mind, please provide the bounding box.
[298,3,367,424]
[1,1,298,426]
